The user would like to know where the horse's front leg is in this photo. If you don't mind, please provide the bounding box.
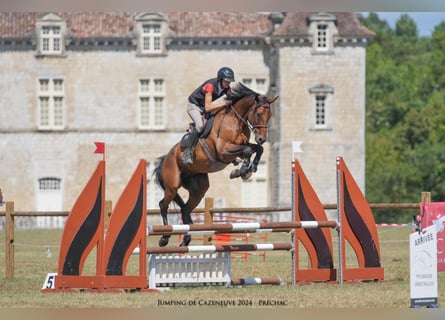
[179,211,193,247]
[239,157,251,177]
[219,144,254,179]
[227,144,263,179]
[249,143,264,173]
[230,157,254,180]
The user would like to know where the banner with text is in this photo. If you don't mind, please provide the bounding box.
[410,225,438,308]
[421,202,445,272]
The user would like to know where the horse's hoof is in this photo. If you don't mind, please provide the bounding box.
[179,235,191,247]
[159,236,170,247]
[241,172,253,180]
[229,169,240,179]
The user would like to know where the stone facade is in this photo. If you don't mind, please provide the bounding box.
[0,12,374,214]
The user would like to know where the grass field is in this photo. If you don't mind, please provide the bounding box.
[0,226,444,309]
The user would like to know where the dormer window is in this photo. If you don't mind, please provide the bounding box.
[41,26,61,53]
[308,12,337,54]
[135,13,168,56]
[142,24,162,53]
[35,13,67,56]
[316,24,328,49]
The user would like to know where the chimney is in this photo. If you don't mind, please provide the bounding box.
[268,12,284,31]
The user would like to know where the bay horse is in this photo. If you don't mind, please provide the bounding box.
[154,82,278,247]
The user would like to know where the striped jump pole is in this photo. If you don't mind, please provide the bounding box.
[231,277,285,286]
[148,221,337,236]
[145,243,293,255]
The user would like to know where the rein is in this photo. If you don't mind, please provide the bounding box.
[215,96,270,138]
[231,97,270,131]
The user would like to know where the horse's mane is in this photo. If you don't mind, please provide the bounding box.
[227,82,259,104]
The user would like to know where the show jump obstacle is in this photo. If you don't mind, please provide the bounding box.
[292,157,383,284]
[50,159,149,292]
[42,156,383,292]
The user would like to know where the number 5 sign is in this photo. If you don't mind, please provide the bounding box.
[41,273,57,290]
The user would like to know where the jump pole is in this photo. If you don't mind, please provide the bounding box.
[231,277,285,286]
[145,243,293,255]
[146,220,337,288]
[148,221,336,235]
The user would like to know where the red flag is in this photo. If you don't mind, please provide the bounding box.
[94,142,105,154]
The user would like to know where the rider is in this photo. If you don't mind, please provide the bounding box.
[183,67,235,165]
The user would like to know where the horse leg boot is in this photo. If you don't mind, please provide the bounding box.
[159,235,170,247]
[179,210,193,247]
[180,234,192,247]
[183,127,200,165]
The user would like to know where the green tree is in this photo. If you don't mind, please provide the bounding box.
[430,22,445,93]
[395,14,418,37]
[361,13,443,222]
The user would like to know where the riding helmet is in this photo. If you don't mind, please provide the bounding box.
[217,67,235,82]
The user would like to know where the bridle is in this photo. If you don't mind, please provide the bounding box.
[231,95,271,133]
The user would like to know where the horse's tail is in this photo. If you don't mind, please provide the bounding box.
[153,155,166,190]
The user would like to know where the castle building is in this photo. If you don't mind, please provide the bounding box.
[0,12,374,227]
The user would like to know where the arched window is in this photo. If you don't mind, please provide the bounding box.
[39,177,61,190]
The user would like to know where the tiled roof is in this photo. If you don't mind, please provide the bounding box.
[0,12,39,38]
[65,12,137,38]
[333,12,375,37]
[273,12,374,37]
[0,12,374,39]
[0,12,137,38]
[167,12,272,38]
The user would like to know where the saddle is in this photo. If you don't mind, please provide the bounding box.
[180,114,215,149]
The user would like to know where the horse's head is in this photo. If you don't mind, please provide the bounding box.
[228,82,278,145]
[247,94,278,144]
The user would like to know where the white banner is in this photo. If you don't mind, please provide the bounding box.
[410,225,438,308]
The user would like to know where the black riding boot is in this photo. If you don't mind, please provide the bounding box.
[183,128,199,165]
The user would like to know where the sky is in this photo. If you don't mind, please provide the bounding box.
[362,12,445,37]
